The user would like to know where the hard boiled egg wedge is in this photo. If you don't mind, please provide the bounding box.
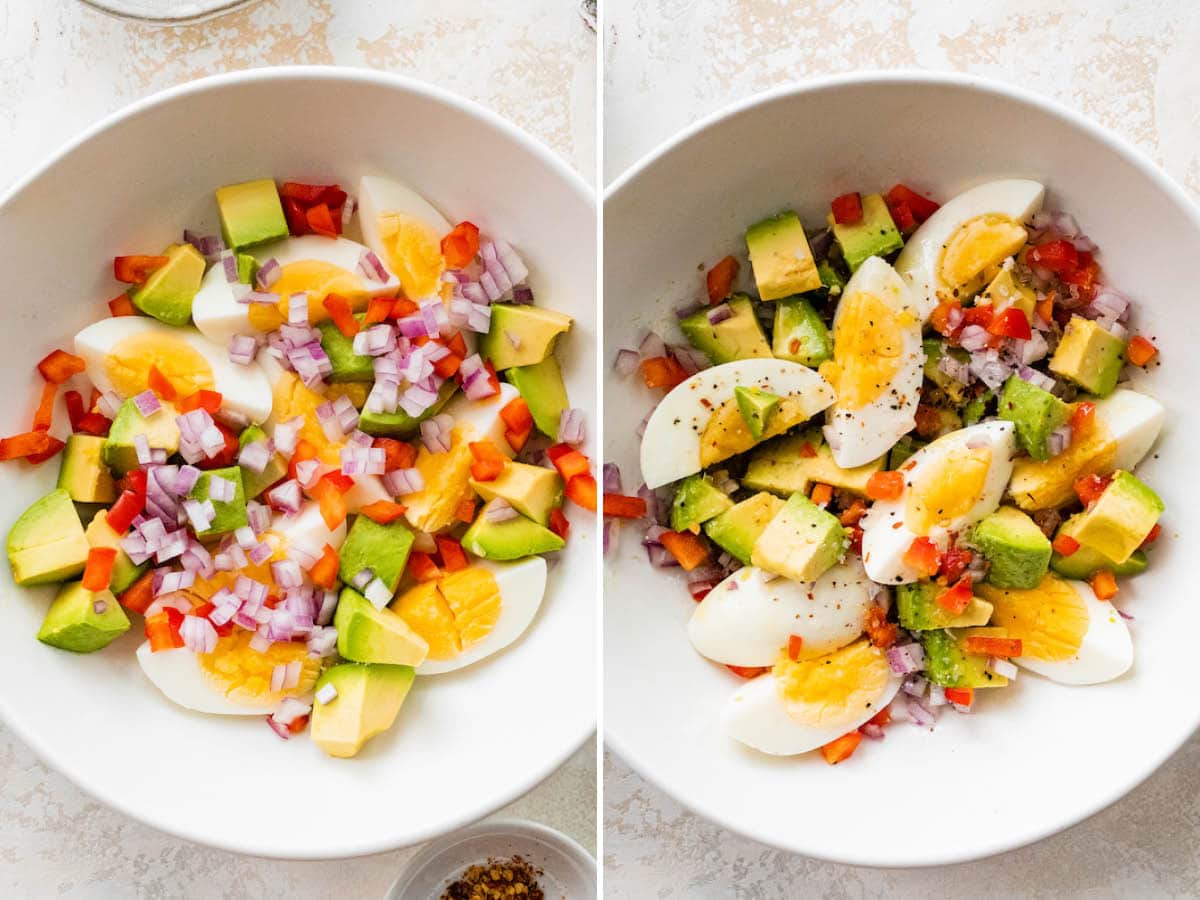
[639,358,835,490]
[894,179,1045,320]
[722,639,901,756]
[860,421,1016,584]
[819,256,924,468]
[358,175,452,301]
[977,574,1133,685]
[74,317,273,424]
[689,557,881,667]
[269,501,348,559]
[392,556,547,675]
[192,235,401,347]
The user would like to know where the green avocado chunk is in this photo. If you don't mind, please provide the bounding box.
[772,296,832,366]
[338,514,415,594]
[997,375,1071,462]
[460,500,565,559]
[128,243,206,326]
[310,662,415,758]
[480,304,573,371]
[920,629,1008,689]
[922,339,970,405]
[743,429,884,498]
[887,434,925,470]
[506,355,569,439]
[1049,316,1126,397]
[37,582,129,652]
[237,425,287,499]
[236,252,258,285]
[703,492,783,565]
[358,380,457,437]
[970,506,1052,589]
[215,179,289,251]
[85,511,146,594]
[187,466,248,537]
[470,461,563,527]
[679,295,772,365]
[7,489,90,586]
[734,386,780,440]
[1051,546,1148,580]
[103,399,180,476]
[58,434,117,504]
[750,491,846,582]
[335,588,428,665]
[829,193,904,273]
[318,316,375,383]
[669,474,734,533]
[745,211,822,299]
[895,582,994,632]
[1056,470,1163,564]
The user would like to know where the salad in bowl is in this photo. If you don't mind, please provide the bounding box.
[612,178,1164,765]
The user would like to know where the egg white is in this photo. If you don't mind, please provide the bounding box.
[135,642,310,715]
[1015,580,1133,685]
[1096,388,1164,471]
[639,358,835,490]
[444,381,521,457]
[357,175,452,276]
[269,502,347,560]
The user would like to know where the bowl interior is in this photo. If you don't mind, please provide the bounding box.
[604,74,1199,866]
[0,69,596,859]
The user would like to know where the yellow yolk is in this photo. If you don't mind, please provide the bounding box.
[247,260,371,332]
[905,446,992,534]
[772,638,891,728]
[376,213,445,299]
[939,215,1028,292]
[1009,414,1117,511]
[271,372,344,465]
[392,567,502,661]
[199,629,321,706]
[822,292,906,411]
[402,430,476,534]
[105,333,215,398]
[976,574,1089,661]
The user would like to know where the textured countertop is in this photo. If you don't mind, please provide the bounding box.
[0,2,596,898]
[602,0,1200,896]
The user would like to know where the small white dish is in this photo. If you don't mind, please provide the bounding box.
[387,819,597,900]
[79,0,259,25]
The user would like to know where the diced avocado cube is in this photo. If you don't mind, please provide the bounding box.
[703,492,783,565]
[506,355,569,439]
[743,430,884,498]
[895,581,994,632]
[679,294,772,365]
[997,375,1071,462]
[358,380,457,437]
[237,424,287,498]
[469,461,563,527]
[310,662,415,758]
[829,193,904,273]
[745,211,822,300]
[187,466,247,536]
[127,243,206,326]
[669,474,734,533]
[887,434,925,471]
[57,434,117,504]
[215,179,289,251]
[335,588,428,666]
[750,492,846,582]
[7,489,90,586]
[817,258,846,292]
[970,506,1052,589]
[772,296,832,366]
[922,339,970,405]
[103,399,180,476]
[338,514,415,593]
[37,582,129,653]
[962,391,991,426]
[1056,470,1162,564]
[480,304,573,371]
[1051,546,1148,580]
[317,316,375,383]
[236,252,258,285]
[734,386,780,440]
[920,629,1009,689]
[460,500,565,560]
[85,511,147,594]
[982,269,1036,323]
[1049,316,1126,397]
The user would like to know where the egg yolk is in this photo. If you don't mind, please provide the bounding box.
[698,395,814,469]
[392,567,502,661]
[188,533,286,600]
[1009,413,1117,510]
[272,372,344,465]
[773,638,891,728]
[938,214,1028,292]
[403,431,476,534]
[247,260,371,332]
[976,574,1089,661]
[905,445,993,534]
[821,291,907,411]
[199,629,321,706]
[105,333,215,398]
[376,213,445,300]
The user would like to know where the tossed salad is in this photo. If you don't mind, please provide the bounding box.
[613,180,1164,764]
[3,175,592,757]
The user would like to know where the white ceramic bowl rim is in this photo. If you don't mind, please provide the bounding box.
[0,65,595,859]
[604,68,1200,866]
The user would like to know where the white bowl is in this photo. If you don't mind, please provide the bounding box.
[0,67,596,859]
[386,819,596,899]
[603,71,1199,866]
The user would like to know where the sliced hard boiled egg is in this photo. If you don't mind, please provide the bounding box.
[860,421,1016,584]
[689,557,881,667]
[977,574,1132,685]
[269,502,347,561]
[639,358,835,490]
[819,256,924,468]
[358,175,451,301]
[894,179,1045,320]
[722,639,901,756]
[74,317,273,425]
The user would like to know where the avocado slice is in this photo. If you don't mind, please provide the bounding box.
[679,294,771,365]
[1049,316,1126,397]
[1056,470,1162,564]
[317,316,375,383]
[920,629,1009,689]
[461,500,565,560]
[742,430,884,498]
[829,193,904,273]
[734,386,780,440]
[703,492,783,565]
[817,258,846,293]
[772,296,832,366]
[982,269,1036,323]
[1051,546,1148,580]
[7,489,90,586]
[335,588,429,665]
[669,474,733,533]
[37,582,129,653]
[57,434,117,504]
[103,399,181,476]
[237,425,287,498]
[962,391,992,426]
[750,492,846,582]
[480,304,573,371]
[745,211,822,299]
[310,662,415,758]
[895,582,994,632]
[358,380,457,437]
[469,461,563,527]
[187,467,248,537]
[338,515,415,594]
[997,375,1071,462]
[887,434,925,471]
[236,252,258,285]
[215,179,289,251]
[85,511,147,594]
[127,243,206,326]
[506,354,569,439]
[969,506,1052,589]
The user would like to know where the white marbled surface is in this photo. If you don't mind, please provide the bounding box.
[602,0,1200,896]
[0,1,596,898]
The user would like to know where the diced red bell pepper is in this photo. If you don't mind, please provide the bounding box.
[433,349,463,380]
[820,731,863,765]
[441,221,481,269]
[944,687,974,707]
[0,431,63,462]
[435,536,469,572]
[322,293,359,338]
[1070,401,1095,437]
[939,546,974,584]
[374,437,418,472]
[145,608,184,652]
[363,296,395,326]
[147,364,177,401]
[839,499,867,527]
[360,500,408,524]
[309,544,340,590]
[726,664,768,679]
[108,294,137,317]
[32,382,56,432]
[885,184,940,222]
[1091,569,1118,601]
[548,507,570,540]
[866,470,904,501]
[282,197,310,236]
[280,182,347,208]
[469,440,508,482]
[408,551,441,583]
[37,349,87,384]
[305,202,339,238]
[312,473,350,530]
[500,397,534,435]
[82,547,118,592]
[640,356,688,390]
[961,303,994,329]
[64,390,85,430]
[287,438,322,481]
[1026,240,1079,274]
[483,361,502,396]
[107,489,144,534]
[1074,473,1112,507]
[179,389,223,415]
[864,605,898,649]
[1052,534,1080,557]
[113,255,168,285]
[1141,523,1162,546]
[868,707,891,728]
[455,498,477,524]
[195,422,240,470]
[75,413,110,437]
[831,192,863,225]
[118,571,155,614]
[548,445,591,481]
[565,473,598,511]
[658,530,709,571]
[787,634,803,661]
[847,525,864,555]
[1060,253,1100,301]
[887,200,917,233]
[929,300,961,338]
[903,537,943,579]
[987,307,1032,341]
[1127,335,1158,367]
[810,483,833,508]
[602,493,647,519]
[705,255,739,304]
[935,575,973,615]
[963,635,1023,658]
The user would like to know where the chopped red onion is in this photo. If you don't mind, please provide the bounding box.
[646,544,679,568]
[928,684,947,707]
[603,519,619,557]
[485,499,519,523]
[639,331,665,360]
[266,479,302,513]
[255,258,281,290]
[272,418,302,457]
[988,657,1019,679]
[315,683,338,705]
[271,559,304,589]
[340,445,386,477]
[294,458,320,488]
[208,475,236,503]
[902,674,928,697]
[132,391,161,418]
[936,354,971,385]
[356,249,389,283]
[353,323,398,357]
[707,304,733,325]
[182,498,215,532]
[419,415,453,454]
[184,229,224,261]
[238,290,280,306]
[97,390,122,419]
[1046,424,1072,458]
[602,462,622,494]
[272,697,311,726]
[133,433,152,466]
[286,292,309,326]
[237,440,273,475]
[364,577,392,610]
[668,344,710,375]
[558,407,586,445]
[341,197,356,229]
[383,468,424,496]
[861,723,885,741]
[886,642,925,675]
[155,569,196,597]
[228,334,258,366]
[511,285,534,305]
[968,349,1014,390]
[180,615,218,654]
[1021,331,1049,364]
[1016,365,1056,393]
[316,592,338,627]
[221,251,238,283]
[958,325,990,352]
[613,348,639,376]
